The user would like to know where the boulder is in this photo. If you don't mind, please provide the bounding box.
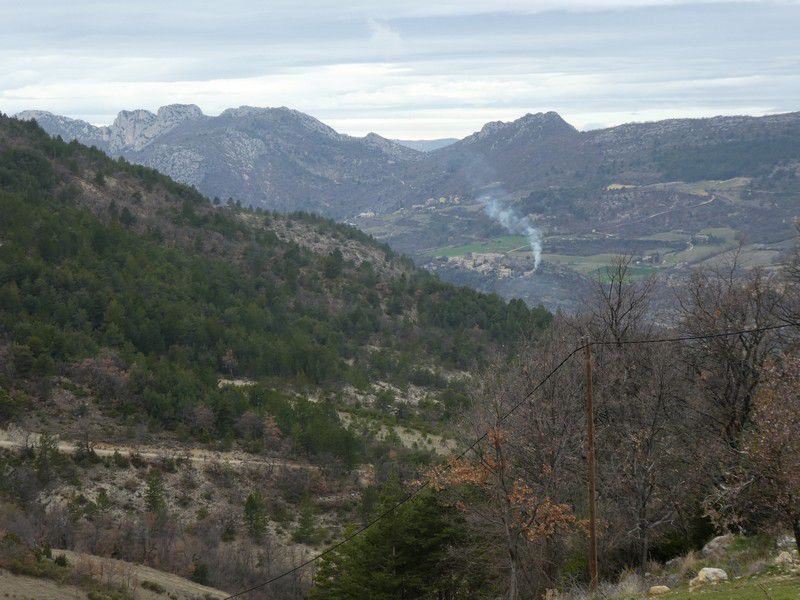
[648,585,671,596]
[776,535,797,551]
[701,534,734,558]
[774,550,798,567]
[689,567,728,588]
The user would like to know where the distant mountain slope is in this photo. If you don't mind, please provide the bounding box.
[16,106,800,310]
[392,138,458,152]
[19,105,800,220]
[16,105,424,218]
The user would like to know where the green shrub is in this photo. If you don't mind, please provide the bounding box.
[112,450,130,468]
[141,580,166,594]
[190,562,209,586]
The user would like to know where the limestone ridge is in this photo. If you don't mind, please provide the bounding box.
[16,104,204,154]
[16,104,422,216]
[15,105,800,223]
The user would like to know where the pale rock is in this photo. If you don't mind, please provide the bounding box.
[774,550,798,567]
[689,567,728,588]
[648,585,670,596]
[701,534,734,558]
[776,535,797,551]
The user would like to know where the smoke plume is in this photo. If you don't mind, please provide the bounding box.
[480,195,542,269]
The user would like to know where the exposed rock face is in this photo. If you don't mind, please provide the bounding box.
[14,110,109,148]
[776,535,797,551]
[701,534,735,558]
[689,567,728,588]
[16,104,204,155]
[108,104,203,152]
[17,104,423,218]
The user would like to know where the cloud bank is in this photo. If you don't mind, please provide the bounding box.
[1,1,798,138]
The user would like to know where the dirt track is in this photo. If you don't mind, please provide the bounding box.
[0,427,318,471]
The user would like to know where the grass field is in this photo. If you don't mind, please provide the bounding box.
[430,235,529,257]
[653,575,800,599]
[587,264,658,282]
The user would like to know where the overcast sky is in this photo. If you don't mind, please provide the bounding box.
[1,0,798,138]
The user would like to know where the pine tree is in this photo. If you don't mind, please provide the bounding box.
[144,468,166,513]
[244,491,269,540]
[293,501,318,544]
[310,486,472,599]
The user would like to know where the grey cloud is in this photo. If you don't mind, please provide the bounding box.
[1,1,797,137]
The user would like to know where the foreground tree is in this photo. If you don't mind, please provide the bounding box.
[442,323,587,599]
[580,257,700,572]
[679,255,782,448]
[706,355,800,553]
[310,486,473,599]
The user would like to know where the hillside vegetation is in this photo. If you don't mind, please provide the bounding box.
[0,113,549,452]
[0,114,551,595]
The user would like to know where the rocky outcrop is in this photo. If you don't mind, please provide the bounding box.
[16,104,426,218]
[701,534,735,558]
[689,567,728,588]
[106,104,203,152]
[774,550,799,569]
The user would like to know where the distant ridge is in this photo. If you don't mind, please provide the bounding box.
[17,105,800,219]
[393,138,458,152]
[13,104,800,310]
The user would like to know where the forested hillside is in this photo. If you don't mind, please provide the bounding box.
[0,114,555,596]
[0,113,549,441]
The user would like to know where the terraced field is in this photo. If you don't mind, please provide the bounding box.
[428,234,529,257]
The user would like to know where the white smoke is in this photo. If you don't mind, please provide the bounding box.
[480,195,542,270]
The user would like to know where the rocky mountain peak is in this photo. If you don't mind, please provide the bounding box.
[14,110,106,145]
[156,103,203,122]
[468,111,575,145]
[15,109,55,121]
[219,105,342,140]
[363,132,422,160]
[517,110,575,130]
[108,105,204,152]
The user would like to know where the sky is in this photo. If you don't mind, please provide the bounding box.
[1,0,799,139]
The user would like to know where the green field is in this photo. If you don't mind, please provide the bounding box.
[428,223,786,281]
[430,235,530,257]
[648,575,800,600]
[588,264,658,282]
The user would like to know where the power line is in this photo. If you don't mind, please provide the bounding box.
[222,342,587,599]
[591,321,795,347]
[221,320,798,599]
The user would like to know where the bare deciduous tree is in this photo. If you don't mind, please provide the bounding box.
[705,355,800,553]
[679,253,782,448]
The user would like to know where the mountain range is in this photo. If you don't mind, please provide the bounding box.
[16,105,800,310]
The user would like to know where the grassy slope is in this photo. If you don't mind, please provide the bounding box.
[661,576,800,599]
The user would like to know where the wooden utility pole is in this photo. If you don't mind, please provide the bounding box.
[584,339,599,593]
